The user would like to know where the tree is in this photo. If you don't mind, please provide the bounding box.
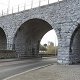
[46,41,56,55]
[39,42,58,55]
[43,44,47,48]
[39,44,47,51]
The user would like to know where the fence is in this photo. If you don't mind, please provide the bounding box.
[0,0,62,17]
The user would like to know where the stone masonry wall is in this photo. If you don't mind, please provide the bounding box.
[0,0,80,64]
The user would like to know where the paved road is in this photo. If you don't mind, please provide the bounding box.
[0,57,57,80]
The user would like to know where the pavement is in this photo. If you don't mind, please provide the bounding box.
[4,63,80,80]
[0,58,19,63]
[0,57,56,80]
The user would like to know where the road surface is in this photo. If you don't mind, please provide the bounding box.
[0,57,57,80]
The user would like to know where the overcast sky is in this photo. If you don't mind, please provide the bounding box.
[0,0,61,46]
[40,29,58,46]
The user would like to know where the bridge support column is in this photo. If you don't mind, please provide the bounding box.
[57,46,70,64]
[57,23,71,64]
[57,38,70,64]
[7,36,13,50]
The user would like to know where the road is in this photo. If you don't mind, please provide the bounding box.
[0,57,57,80]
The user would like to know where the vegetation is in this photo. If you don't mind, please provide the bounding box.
[39,41,58,55]
[46,42,55,54]
[39,44,47,51]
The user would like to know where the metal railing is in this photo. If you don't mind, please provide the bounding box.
[0,0,62,17]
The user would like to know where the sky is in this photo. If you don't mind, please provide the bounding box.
[0,0,62,46]
[40,29,58,46]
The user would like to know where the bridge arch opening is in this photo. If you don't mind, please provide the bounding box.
[13,18,58,58]
[0,27,7,50]
[70,24,80,64]
[39,29,58,57]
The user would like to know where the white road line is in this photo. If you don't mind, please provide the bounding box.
[0,63,35,73]
[0,61,46,73]
[3,63,53,80]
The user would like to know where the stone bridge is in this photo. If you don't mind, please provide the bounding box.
[0,0,80,64]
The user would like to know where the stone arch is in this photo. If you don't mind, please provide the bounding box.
[13,16,60,42]
[23,17,60,44]
[13,18,58,58]
[69,24,80,64]
[0,27,7,50]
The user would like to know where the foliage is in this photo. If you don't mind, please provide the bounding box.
[39,41,58,55]
[39,44,47,51]
[46,42,55,54]
[43,44,47,47]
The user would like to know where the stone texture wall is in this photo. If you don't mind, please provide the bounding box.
[0,50,16,59]
[0,0,80,64]
[69,26,80,64]
[72,30,80,63]
[0,28,7,50]
[13,19,52,57]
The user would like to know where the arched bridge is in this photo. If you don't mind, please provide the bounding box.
[0,0,80,64]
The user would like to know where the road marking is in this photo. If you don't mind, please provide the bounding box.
[3,63,53,80]
[0,63,36,73]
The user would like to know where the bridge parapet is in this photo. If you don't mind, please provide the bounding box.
[0,0,63,17]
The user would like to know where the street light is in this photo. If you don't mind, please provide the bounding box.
[8,0,10,14]
[48,0,49,4]
[39,0,41,7]
[24,0,26,10]
[31,0,33,8]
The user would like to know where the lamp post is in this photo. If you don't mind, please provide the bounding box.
[24,0,26,10]
[39,0,41,7]
[48,0,49,4]
[8,0,10,14]
[31,0,33,8]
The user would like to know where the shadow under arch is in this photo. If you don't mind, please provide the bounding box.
[0,27,7,50]
[13,18,58,58]
[69,24,80,64]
